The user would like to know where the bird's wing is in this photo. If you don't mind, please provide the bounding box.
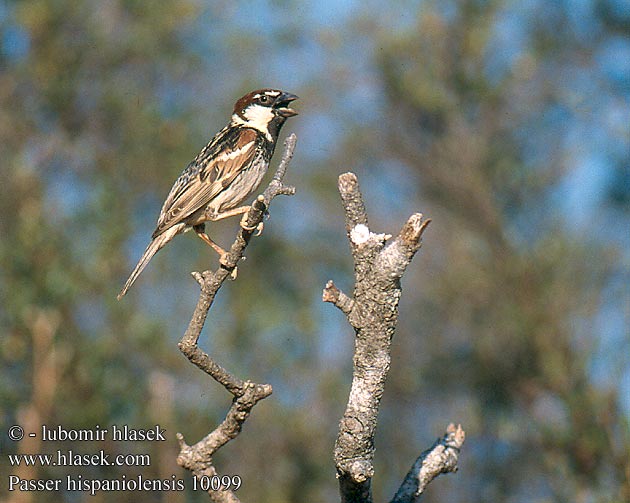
[152,128,258,237]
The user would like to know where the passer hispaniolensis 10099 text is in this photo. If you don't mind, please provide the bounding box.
[117,89,298,299]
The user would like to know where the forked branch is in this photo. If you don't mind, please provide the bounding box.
[176,134,297,503]
[324,172,464,503]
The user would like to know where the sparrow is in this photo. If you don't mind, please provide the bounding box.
[117,88,298,299]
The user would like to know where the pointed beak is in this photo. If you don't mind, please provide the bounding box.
[274,92,299,118]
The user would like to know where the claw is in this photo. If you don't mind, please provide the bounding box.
[219,252,238,279]
[254,221,264,236]
[240,213,261,233]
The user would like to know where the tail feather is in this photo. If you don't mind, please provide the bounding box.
[117,225,183,300]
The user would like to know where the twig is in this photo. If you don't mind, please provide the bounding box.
[391,424,465,503]
[325,172,463,503]
[323,280,355,315]
[176,134,297,502]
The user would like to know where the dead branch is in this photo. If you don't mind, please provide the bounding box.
[324,172,464,503]
[176,134,297,503]
[390,424,465,503]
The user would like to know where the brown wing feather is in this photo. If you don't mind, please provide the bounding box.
[153,130,258,237]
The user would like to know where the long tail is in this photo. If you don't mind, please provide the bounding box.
[117,225,183,300]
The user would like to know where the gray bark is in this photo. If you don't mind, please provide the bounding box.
[176,134,297,503]
[324,173,464,503]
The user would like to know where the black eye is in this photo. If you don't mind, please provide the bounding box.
[259,95,270,104]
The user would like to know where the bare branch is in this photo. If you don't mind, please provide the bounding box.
[323,280,355,315]
[326,172,463,503]
[271,133,297,184]
[338,172,369,230]
[177,134,297,502]
[375,214,431,279]
[391,424,466,503]
[338,173,371,262]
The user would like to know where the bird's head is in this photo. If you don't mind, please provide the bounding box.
[232,89,299,141]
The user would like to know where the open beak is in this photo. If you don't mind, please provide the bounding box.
[274,92,299,118]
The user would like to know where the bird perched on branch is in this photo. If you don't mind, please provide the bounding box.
[118,89,299,299]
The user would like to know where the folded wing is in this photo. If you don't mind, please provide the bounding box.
[152,129,258,238]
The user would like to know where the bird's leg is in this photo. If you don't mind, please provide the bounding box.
[207,205,263,234]
[193,224,227,258]
[207,206,251,222]
[193,224,238,279]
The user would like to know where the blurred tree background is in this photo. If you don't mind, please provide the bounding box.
[1,0,628,502]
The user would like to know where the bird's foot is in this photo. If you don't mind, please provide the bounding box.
[240,213,264,236]
[219,252,238,280]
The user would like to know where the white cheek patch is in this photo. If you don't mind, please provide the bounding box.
[233,104,275,141]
